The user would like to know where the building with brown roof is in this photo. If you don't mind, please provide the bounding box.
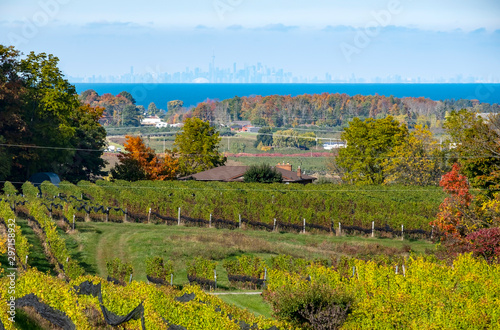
[179,163,316,184]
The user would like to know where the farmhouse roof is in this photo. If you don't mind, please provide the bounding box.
[179,165,316,184]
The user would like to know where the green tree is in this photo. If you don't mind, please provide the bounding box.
[0,45,107,183]
[110,157,147,181]
[243,164,283,183]
[20,49,80,178]
[251,118,267,127]
[382,125,448,186]
[273,129,316,149]
[122,104,140,126]
[172,118,226,176]
[228,96,242,121]
[254,127,273,147]
[147,102,159,116]
[336,116,408,184]
[444,109,500,195]
[0,46,25,180]
[59,104,107,183]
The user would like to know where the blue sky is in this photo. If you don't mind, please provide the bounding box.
[1,0,499,81]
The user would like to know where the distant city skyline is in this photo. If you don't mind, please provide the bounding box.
[1,1,499,83]
[68,60,498,84]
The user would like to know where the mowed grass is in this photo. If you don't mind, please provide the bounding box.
[216,294,272,318]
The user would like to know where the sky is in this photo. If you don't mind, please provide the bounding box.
[0,0,499,81]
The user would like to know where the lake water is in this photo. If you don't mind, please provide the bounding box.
[74,83,500,110]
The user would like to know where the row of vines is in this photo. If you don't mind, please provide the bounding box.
[6,180,445,233]
[0,269,287,329]
[0,196,287,329]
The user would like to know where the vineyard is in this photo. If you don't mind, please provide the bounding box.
[0,181,499,329]
[24,180,445,238]
[264,254,500,329]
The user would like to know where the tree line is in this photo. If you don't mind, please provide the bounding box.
[170,93,500,128]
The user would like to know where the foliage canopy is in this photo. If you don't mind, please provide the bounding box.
[172,118,226,176]
[336,116,408,184]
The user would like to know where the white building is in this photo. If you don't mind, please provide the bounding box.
[141,116,163,126]
[323,141,347,150]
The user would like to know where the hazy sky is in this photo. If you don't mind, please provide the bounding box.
[1,0,499,80]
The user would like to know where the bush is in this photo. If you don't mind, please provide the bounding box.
[40,181,59,198]
[465,228,500,263]
[270,255,314,274]
[264,282,353,329]
[243,164,282,183]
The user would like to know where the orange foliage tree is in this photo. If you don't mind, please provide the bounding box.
[111,136,178,181]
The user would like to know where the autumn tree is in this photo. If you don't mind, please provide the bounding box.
[336,116,408,184]
[165,100,184,123]
[430,164,477,241]
[382,125,448,186]
[111,135,178,181]
[172,118,226,176]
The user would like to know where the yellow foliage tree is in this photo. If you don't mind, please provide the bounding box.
[382,125,447,186]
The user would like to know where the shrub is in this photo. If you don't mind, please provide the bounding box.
[271,255,310,274]
[264,281,353,329]
[465,227,500,263]
[22,181,39,199]
[40,181,59,198]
